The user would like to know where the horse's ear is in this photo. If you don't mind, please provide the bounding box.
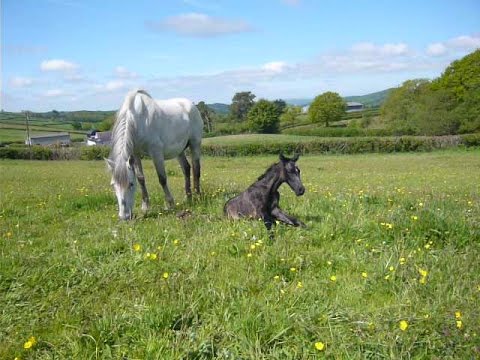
[292,153,300,162]
[279,153,288,163]
[105,158,115,171]
[127,155,135,170]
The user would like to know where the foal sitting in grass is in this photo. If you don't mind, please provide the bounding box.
[224,153,306,230]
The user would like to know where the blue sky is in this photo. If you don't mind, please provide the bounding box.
[2,0,479,111]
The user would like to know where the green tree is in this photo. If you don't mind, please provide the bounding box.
[71,121,82,130]
[230,91,256,122]
[381,79,431,135]
[308,92,345,127]
[279,105,301,127]
[247,99,280,133]
[196,101,216,133]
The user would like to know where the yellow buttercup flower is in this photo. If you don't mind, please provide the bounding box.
[314,341,325,351]
[418,268,428,277]
[456,320,463,329]
[162,272,169,279]
[399,320,408,331]
[23,336,37,349]
[133,243,141,252]
[455,311,462,319]
[330,275,337,282]
[361,272,368,278]
[296,281,303,288]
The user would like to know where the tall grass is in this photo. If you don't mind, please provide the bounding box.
[1,151,479,359]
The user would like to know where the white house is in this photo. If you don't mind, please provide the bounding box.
[86,131,112,146]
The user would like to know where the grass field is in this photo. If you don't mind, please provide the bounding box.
[1,151,479,359]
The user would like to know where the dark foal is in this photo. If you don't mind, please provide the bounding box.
[224,153,306,230]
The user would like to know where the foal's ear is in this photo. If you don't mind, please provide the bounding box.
[292,153,300,162]
[105,158,115,171]
[279,153,288,163]
[127,155,135,170]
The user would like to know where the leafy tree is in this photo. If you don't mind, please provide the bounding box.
[230,91,256,122]
[381,79,430,135]
[72,121,82,130]
[96,115,115,131]
[308,92,345,127]
[279,105,301,127]
[196,101,216,133]
[247,99,280,133]
[273,99,287,117]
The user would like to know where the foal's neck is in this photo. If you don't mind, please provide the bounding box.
[258,163,284,194]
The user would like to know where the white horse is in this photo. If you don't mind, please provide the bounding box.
[106,89,203,220]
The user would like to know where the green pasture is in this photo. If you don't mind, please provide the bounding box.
[1,151,479,359]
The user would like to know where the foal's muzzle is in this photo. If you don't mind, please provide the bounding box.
[296,186,305,196]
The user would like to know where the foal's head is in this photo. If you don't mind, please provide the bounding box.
[106,155,137,220]
[280,153,305,196]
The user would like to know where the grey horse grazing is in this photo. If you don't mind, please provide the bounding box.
[224,153,306,230]
[106,89,203,220]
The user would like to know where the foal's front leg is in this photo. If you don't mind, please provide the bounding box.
[271,207,306,227]
[152,152,175,209]
[134,156,150,212]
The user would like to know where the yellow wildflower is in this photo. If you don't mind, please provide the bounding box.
[23,336,37,349]
[455,311,462,319]
[399,257,406,265]
[173,239,180,246]
[314,341,325,351]
[133,243,141,252]
[162,272,169,279]
[399,320,408,331]
[418,268,428,277]
[149,253,157,260]
[389,266,395,272]
[290,267,296,272]
[246,253,253,258]
[361,272,368,278]
[296,281,303,288]
[330,275,337,282]
[273,275,280,281]
[456,320,463,329]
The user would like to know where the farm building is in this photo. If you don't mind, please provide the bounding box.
[86,131,112,146]
[346,102,364,112]
[301,101,365,114]
[26,133,71,146]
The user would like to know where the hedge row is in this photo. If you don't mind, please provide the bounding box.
[1,134,479,160]
[282,126,392,137]
[201,134,480,156]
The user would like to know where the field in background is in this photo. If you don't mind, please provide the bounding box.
[1,151,479,358]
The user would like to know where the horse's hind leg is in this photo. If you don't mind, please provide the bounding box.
[177,152,192,199]
[134,156,150,212]
[190,142,201,194]
[152,152,175,209]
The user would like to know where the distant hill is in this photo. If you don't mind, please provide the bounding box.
[206,103,230,114]
[285,88,394,108]
[344,88,394,108]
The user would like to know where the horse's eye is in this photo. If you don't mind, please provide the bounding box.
[129,182,134,189]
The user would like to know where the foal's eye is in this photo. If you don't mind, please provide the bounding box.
[129,182,134,189]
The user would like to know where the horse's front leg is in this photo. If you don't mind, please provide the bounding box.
[271,207,306,227]
[152,152,175,209]
[190,141,201,194]
[134,156,150,212]
[177,152,192,199]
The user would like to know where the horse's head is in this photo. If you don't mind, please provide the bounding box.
[106,155,137,220]
[280,153,305,196]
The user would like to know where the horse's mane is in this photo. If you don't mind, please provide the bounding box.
[109,90,153,185]
[256,162,281,181]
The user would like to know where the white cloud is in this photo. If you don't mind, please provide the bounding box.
[43,89,66,97]
[351,42,409,56]
[40,59,78,72]
[425,34,480,57]
[426,43,447,56]
[10,77,34,88]
[146,13,253,37]
[262,61,290,73]
[114,66,138,79]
